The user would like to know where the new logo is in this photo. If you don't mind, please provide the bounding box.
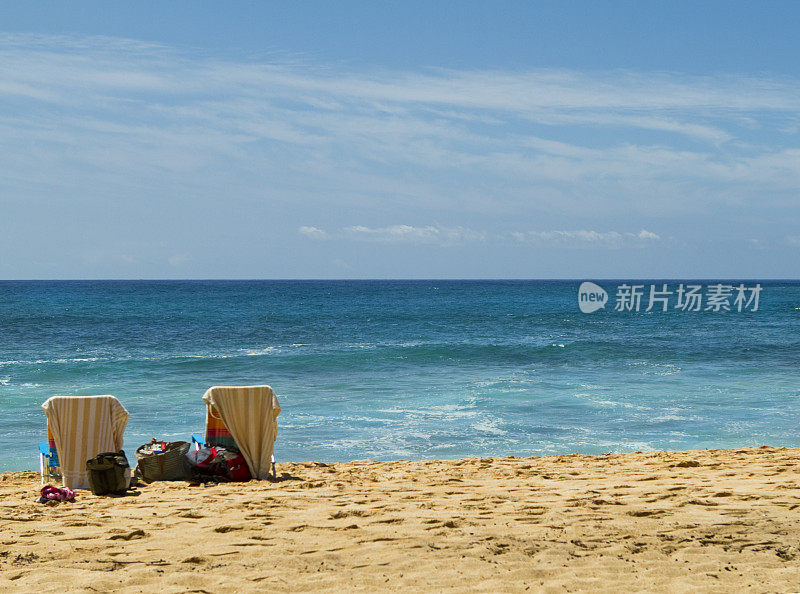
[578,281,608,313]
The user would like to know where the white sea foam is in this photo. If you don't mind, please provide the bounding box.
[241,347,280,356]
[472,419,508,435]
[0,356,102,366]
[589,399,647,410]
[650,414,687,422]
[0,378,42,388]
[626,361,681,376]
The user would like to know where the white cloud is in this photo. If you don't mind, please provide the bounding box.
[510,229,655,248]
[298,226,329,240]
[2,32,800,238]
[343,225,486,244]
[302,225,658,248]
[636,229,660,240]
[345,224,439,242]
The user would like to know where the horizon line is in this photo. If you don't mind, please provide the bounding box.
[0,278,797,283]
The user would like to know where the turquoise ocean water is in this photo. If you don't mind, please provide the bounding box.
[1,280,798,472]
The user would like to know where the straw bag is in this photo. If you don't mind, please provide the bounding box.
[135,440,191,482]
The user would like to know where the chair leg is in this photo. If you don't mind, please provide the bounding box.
[39,453,46,486]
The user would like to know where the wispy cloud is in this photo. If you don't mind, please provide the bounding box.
[510,229,661,248]
[299,224,486,245]
[300,225,660,248]
[636,229,660,240]
[1,32,799,278]
[343,225,486,244]
[2,32,800,219]
[298,226,329,240]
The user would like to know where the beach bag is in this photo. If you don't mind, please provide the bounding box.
[135,440,191,482]
[86,451,131,495]
[220,449,251,482]
[186,446,229,482]
[186,446,251,482]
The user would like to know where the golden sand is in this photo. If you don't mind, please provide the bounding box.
[1,446,799,592]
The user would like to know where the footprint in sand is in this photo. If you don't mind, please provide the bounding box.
[645,494,677,502]
[179,512,205,519]
[214,525,244,533]
[12,552,40,565]
[627,509,668,518]
[373,518,403,525]
[489,543,511,555]
[299,481,326,489]
[683,498,719,507]
[423,519,459,530]
[591,498,624,506]
[108,529,146,541]
[330,509,370,519]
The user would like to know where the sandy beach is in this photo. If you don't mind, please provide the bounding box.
[1,446,798,592]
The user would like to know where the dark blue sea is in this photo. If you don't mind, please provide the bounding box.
[1,280,798,472]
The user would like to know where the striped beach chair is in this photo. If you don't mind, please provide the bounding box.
[40,395,130,490]
[192,385,281,479]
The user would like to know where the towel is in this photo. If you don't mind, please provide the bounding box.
[42,395,129,490]
[202,385,281,480]
[205,406,237,450]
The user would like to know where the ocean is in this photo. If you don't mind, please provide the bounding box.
[1,280,798,473]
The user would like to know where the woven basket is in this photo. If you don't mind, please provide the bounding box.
[135,441,191,482]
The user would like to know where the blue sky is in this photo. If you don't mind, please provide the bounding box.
[1,1,799,278]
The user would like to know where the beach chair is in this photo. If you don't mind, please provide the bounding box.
[192,385,281,479]
[38,426,61,486]
[40,395,129,490]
